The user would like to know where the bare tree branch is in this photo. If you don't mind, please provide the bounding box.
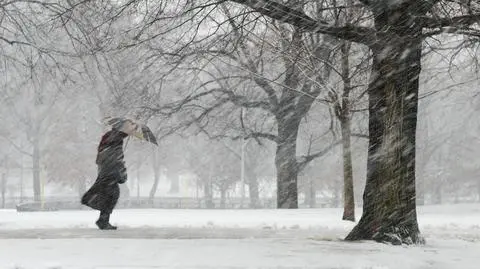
[297,140,342,171]
[221,5,280,109]
[419,13,480,29]
[227,0,376,45]
[0,36,32,46]
[0,135,33,157]
[351,133,369,139]
[240,131,277,142]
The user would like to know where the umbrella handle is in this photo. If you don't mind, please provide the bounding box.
[124,136,131,152]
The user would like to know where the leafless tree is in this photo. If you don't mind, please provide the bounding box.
[140,4,343,209]
[53,0,480,243]
[197,0,479,244]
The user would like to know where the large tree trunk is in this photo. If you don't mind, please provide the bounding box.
[275,119,301,209]
[346,11,424,245]
[274,25,306,209]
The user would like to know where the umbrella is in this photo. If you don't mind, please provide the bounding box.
[104,117,158,145]
[132,124,158,145]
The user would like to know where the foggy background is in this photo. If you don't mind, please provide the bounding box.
[0,1,478,210]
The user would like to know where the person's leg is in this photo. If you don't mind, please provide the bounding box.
[96,183,120,230]
[96,210,117,230]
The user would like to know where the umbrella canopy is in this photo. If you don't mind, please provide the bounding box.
[133,124,158,145]
[104,117,158,145]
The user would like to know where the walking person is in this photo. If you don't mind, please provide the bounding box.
[81,119,137,230]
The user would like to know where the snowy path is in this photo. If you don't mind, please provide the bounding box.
[0,204,479,269]
[0,227,318,239]
[1,237,478,269]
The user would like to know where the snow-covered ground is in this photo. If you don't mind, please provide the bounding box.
[0,204,479,269]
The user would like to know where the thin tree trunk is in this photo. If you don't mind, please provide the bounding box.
[346,13,423,244]
[77,178,86,199]
[204,182,214,209]
[245,166,260,208]
[433,183,442,204]
[20,160,24,203]
[31,87,42,203]
[247,177,260,208]
[195,176,200,206]
[340,39,355,222]
[220,187,226,209]
[168,169,180,193]
[204,163,215,209]
[1,172,6,208]
[136,160,141,201]
[341,116,355,221]
[2,156,9,208]
[477,179,480,202]
[32,135,41,202]
[308,178,316,208]
[20,142,24,203]
[149,150,161,202]
[333,178,341,207]
[240,135,246,208]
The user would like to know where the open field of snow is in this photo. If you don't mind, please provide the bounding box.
[0,204,479,269]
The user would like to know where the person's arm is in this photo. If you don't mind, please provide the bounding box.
[116,164,127,184]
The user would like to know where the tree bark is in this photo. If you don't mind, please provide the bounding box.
[224,0,478,245]
[340,39,355,222]
[345,9,424,245]
[275,118,301,209]
[416,176,425,206]
[274,26,308,209]
[341,116,355,221]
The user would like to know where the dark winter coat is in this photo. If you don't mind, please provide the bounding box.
[81,130,128,213]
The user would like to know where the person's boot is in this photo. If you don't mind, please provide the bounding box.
[96,212,117,230]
